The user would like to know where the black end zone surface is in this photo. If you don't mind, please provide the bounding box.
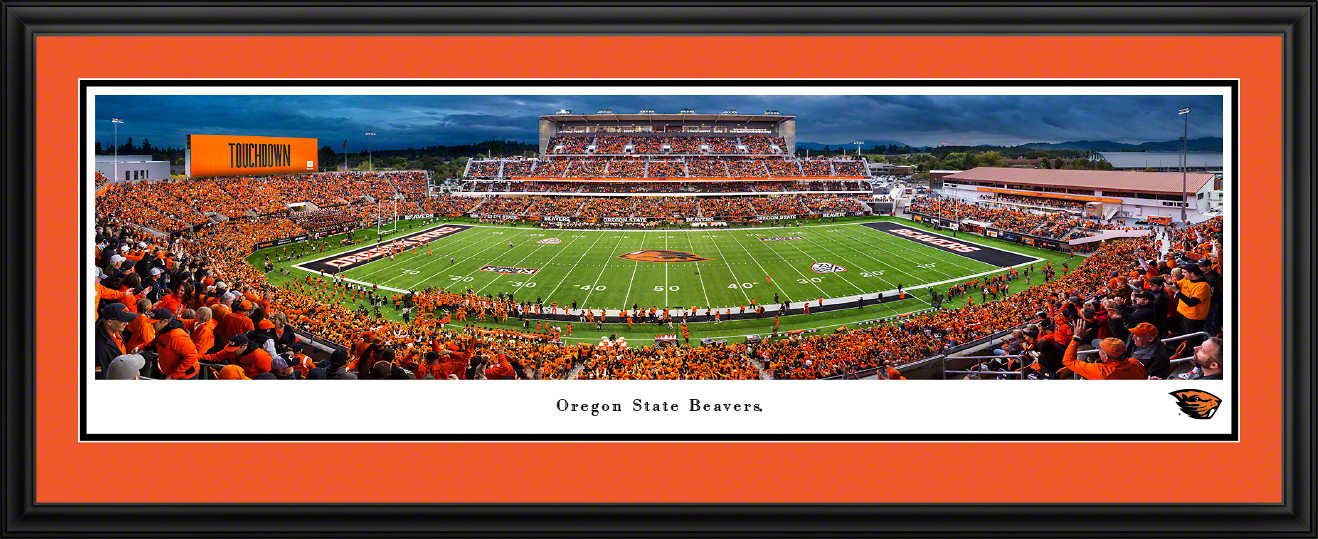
[863,221,1037,268]
[296,224,472,273]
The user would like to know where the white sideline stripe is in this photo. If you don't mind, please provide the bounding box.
[556,306,938,343]
[290,218,1043,317]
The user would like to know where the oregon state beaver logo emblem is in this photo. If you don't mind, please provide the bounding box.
[617,250,713,263]
[1170,389,1222,420]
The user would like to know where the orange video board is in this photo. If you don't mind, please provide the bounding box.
[186,134,318,177]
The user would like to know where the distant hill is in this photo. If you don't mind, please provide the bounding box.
[795,140,911,151]
[1021,137,1223,152]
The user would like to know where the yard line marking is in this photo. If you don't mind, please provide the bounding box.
[777,232,868,294]
[556,303,934,343]
[685,230,712,310]
[581,233,629,307]
[544,230,609,303]
[473,236,555,294]
[337,226,532,291]
[722,229,791,301]
[664,231,669,306]
[424,228,542,290]
[704,229,752,304]
[827,228,952,285]
[794,232,898,292]
[621,230,645,310]
[747,230,830,298]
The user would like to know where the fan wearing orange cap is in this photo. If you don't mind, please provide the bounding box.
[216,364,250,380]
[1116,322,1172,380]
[1062,319,1147,380]
[217,299,256,345]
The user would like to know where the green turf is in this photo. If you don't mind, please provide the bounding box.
[251,217,1076,342]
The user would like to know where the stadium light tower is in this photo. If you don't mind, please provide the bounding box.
[365,131,377,171]
[111,118,124,182]
[344,116,353,171]
[853,140,865,157]
[1178,107,1190,223]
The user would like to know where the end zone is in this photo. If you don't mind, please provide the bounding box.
[294,224,473,273]
[863,221,1038,268]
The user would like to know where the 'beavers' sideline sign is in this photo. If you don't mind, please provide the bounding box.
[296,224,472,273]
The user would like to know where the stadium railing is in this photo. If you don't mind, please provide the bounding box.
[942,354,1025,379]
[1058,331,1211,381]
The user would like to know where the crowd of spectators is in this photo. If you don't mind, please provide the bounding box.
[578,197,634,218]
[96,179,208,232]
[647,160,686,178]
[832,161,866,176]
[468,161,500,177]
[740,135,787,154]
[747,196,807,216]
[910,195,1121,240]
[523,197,585,219]
[92,163,1222,381]
[800,159,834,176]
[668,136,700,154]
[473,196,532,216]
[464,155,871,180]
[548,136,592,154]
[289,207,364,232]
[705,137,736,154]
[632,136,665,154]
[800,195,867,213]
[533,158,569,178]
[760,216,1224,379]
[631,197,703,219]
[604,160,646,178]
[569,159,608,177]
[685,157,728,177]
[501,158,534,177]
[762,158,803,177]
[726,159,768,177]
[419,196,480,216]
[596,136,628,154]
[979,193,1088,212]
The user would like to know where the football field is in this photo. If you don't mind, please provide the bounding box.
[291,220,1042,313]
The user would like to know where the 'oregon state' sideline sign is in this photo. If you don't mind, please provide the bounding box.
[618,250,713,263]
[296,224,472,273]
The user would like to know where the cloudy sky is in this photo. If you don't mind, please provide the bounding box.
[94,93,1224,151]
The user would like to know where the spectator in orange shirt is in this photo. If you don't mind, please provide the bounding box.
[1061,319,1147,380]
[218,300,256,345]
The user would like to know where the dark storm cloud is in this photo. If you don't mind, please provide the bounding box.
[95,92,1224,151]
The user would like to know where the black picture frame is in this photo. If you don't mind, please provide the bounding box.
[3,2,1311,537]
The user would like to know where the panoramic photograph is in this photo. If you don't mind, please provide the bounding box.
[89,90,1227,382]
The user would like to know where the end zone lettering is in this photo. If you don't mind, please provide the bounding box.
[759,236,804,242]
[297,224,472,273]
[891,228,982,253]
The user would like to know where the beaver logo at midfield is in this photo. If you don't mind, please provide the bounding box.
[618,250,713,263]
[1170,389,1222,420]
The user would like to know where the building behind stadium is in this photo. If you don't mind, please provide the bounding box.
[938,166,1222,222]
[95,154,170,182]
